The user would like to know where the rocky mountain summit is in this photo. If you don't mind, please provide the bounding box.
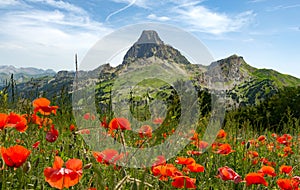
[122,30,190,65]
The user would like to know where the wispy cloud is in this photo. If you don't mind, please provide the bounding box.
[173,5,255,34]
[147,14,170,21]
[266,4,300,11]
[106,0,137,22]
[248,0,268,3]
[110,0,149,8]
[0,0,20,7]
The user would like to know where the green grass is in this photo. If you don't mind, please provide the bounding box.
[0,87,299,189]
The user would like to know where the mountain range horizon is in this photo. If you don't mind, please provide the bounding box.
[0,30,299,80]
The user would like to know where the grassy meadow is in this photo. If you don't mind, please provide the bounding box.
[0,85,299,190]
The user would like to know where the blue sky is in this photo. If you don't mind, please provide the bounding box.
[0,0,299,77]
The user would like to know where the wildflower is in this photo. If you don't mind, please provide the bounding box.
[175,157,196,165]
[280,165,293,175]
[1,145,31,167]
[46,125,59,142]
[44,156,82,189]
[215,143,235,155]
[152,163,182,181]
[217,166,242,184]
[277,178,299,190]
[163,133,167,138]
[33,97,58,115]
[271,133,278,138]
[0,113,8,130]
[257,135,266,142]
[247,150,259,159]
[69,124,76,132]
[83,113,90,120]
[260,157,276,167]
[171,176,196,189]
[153,117,164,125]
[193,140,209,150]
[152,155,166,167]
[101,116,108,128]
[187,163,204,173]
[139,125,152,138]
[175,157,204,173]
[283,146,294,157]
[258,166,276,177]
[93,149,123,165]
[245,172,268,187]
[108,118,131,131]
[217,129,227,139]
[32,141,40,149]
[277,134,293,146]
[6,112,28,132]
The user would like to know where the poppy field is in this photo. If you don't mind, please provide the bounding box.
[0,96,299,190]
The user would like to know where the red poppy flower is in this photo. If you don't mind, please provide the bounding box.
[32,141,40,149]
[217,166,242,184]
[46,125,59,142]
[1,145,31,167]
[247,150,259,158]
[93,149,123,165]
[139,125,152,138]
[280,165,293,175]
[101,116,108,128]
[152,155,166,167]
[277,178,299,190]
[217,129,227,139]
[187,163,204,173]
[277,134,293,146]
[257,135,266,142]
[216,143,235,155]
[33,97,58,115]
[108,118,131,131]
[152,164,182,181]
[6,112,28,132]
[258,166,276,177]
[153,117,164,125]
[0,113,8,130]
[283,146,294,157]
[69,124,76,131]
[44,156,82,189]
[193,140,209,150]
[175,157,196,165]
[171,176,196,189]
[245,172,268,187]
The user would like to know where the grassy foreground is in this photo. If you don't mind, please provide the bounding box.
[0,96,299,190]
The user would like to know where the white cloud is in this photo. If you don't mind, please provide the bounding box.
[0,1,112,71]
[266,4,300,11]
[147,14,170,21]
[110,0,149,8]
[0,0,20,7]
[173,5,255,34]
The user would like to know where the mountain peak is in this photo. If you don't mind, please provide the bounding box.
[135,30,163,45]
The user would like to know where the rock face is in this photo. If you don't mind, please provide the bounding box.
[122,30,190,65]
[135,30,164,45]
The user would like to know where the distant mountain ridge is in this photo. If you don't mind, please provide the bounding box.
[0,65,56,87]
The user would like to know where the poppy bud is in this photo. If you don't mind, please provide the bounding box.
[23,161,31,173]
[83,163,92,169]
